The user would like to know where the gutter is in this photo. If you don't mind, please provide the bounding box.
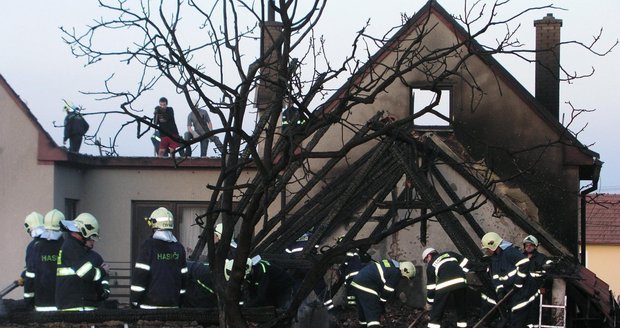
[580,159,602,265]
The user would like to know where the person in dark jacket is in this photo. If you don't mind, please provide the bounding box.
[244,259,294,310]
[351,259,416,327]
[285,233,328,305]
[22,211,45,306]
[130,207,188,309]
[523,235,553,324]
[422,247,471,328]
[323,236,372,310]
[62,103,89,153]
[55,213,110,311]
[154,97,181,157]
[24,209,65,311]
[481,232,538,328]
[183,261,217,308]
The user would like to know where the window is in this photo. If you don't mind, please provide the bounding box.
[410,88,451,126]
[64,198,79,220]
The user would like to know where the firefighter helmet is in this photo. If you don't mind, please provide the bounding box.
[214,223,223,238]
[24,212,44,234]
[73,213,100,239]
[224,258,253,281]
[481,232,503,251]
[422,247,437,260]
[146,207,174,230]
[43,209,65,231]
[523,235,539,247]
[400,261,416,279]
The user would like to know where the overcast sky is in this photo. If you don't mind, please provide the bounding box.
[2,0,619,192]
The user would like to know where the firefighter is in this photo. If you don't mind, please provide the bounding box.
[130,207,188,309]
[24,209,65,311]
[522,235,553,323]
[21,211,45,305]
[350,259,416,327]
[480,232,538,328]
[281,98,307,134]
[223,258,253,306]
[214,222,238,259]
[285,233,327,304]
[183,261,217,308]
[422,247,470,328]
[244,259,294,310]
[55,213,110,311]
[324,236,372,310]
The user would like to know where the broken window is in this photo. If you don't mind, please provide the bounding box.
[410,88,451,126]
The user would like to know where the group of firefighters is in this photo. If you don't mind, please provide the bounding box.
[16,207,552,327]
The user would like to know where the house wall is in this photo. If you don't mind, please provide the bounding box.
[310,11,581,257]
[0,86,55,298]
[586,244,620,298]
[71,167,255,263]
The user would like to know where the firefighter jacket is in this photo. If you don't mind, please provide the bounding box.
[245,260,294,308]
[24,237,63,311]
[425,251,469,305]
[130,236,188,308]
[340,249,369,285]
[351,259,401,303]
[331,249,372,307]
[488,241,530,297]
[183,261,217,308]
[525,250,552,290]
[22,237,41,302]
[55,235,110,311]
[281,106,307,133]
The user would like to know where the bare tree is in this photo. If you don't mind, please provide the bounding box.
[61,0,615,326]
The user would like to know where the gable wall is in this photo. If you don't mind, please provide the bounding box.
[0,82,56,298]
[310,11,581,255]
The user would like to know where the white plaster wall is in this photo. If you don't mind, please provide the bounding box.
[0,86,55,298]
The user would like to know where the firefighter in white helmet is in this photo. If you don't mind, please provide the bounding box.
[55,213,110,311]
[130,207,188,309]
[523,235,553,320]
[214,222,238,260]
[21,211,45,305]
[23,209,65,311]
[480,232,537,328]
[350,259,415,327]
[422,247,471,328]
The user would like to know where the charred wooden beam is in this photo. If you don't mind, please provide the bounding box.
[429,164,486,238]
[376,200,427,209]
[422,133,571,257]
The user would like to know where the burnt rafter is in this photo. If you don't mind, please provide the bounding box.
[429,164,486,238]
[421,133,571,257]
[390,145,481,261]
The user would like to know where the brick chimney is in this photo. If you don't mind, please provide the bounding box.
[534,13,562,119]
[254,2,283,114]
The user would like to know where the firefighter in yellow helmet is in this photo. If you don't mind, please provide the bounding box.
[480,232,537,328]
[23,210,65,311]
[21,211,44,305]
[55,213,110,311]
[130,207,188,309]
